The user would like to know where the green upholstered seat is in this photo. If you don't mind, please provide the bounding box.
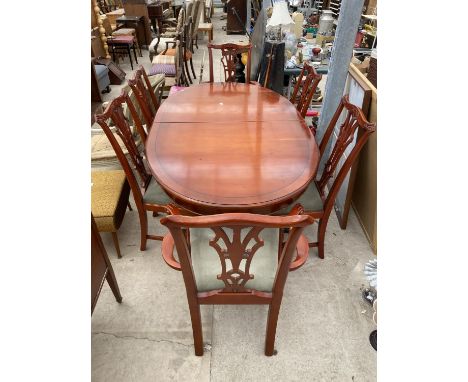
[189,228,279,292]
[142,177,173,205]
[274,182,324,215]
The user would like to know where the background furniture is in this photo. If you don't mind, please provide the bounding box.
[226,0,247,34]
[94,57,126,85]
[123,0,154,48]
[283,96,376,259]
[160,212,314,356]
[91,214,122,315]
[115,15,147,50]
[91,170,131,258]
[107,35,139,69]
[95,92,173,251]
[207,43,251,83]
[147,83,320,215]
[94,63,111,93]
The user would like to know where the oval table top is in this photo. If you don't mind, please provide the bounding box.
[146,83,320,215]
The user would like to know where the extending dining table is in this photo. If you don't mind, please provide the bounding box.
[146,82,320,215]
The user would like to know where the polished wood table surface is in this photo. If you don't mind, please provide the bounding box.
[146,83,320,215]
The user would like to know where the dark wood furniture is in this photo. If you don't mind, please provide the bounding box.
[160,211,314,356]
[91,215,122,315]
[283,96,376,259]
[128,65,161,127]
[95,92,174,251]
[107,35,139,70]
[207,43,252,83]
[290,62,322,118]
[147,0,172,34]
[123,0,154,48]
[146,83,320,215]
[226,0,247,34]
[116,15,147,48]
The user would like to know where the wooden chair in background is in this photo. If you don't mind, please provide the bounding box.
[160,211,314,356]
[283,96,376,259]
[289,62,322,118]
[207,43,252,83]
[95,92,174,251]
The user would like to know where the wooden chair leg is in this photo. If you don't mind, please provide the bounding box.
[127,45,133,70]
[188,303,204,356]
[317,220,326,259]
[127,202,133,211]
[139,209,148,251]
[209,29,213,42]
[111,231,122,258]
[184,61,193,84]
[190,58,196,79]
[105,267,123,303]
[265,301,281,356]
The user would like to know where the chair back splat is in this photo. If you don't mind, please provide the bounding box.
[289,62,322,118]
[160,212,314,356]
[207,43,252,83]
[128,66,160,127]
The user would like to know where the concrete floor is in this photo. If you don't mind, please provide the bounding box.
[93,8,376,382]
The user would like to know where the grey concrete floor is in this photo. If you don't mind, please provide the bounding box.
[93,8,376,382]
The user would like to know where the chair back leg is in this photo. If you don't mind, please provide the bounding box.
[111,231,122,258]
[265,301,281,356]
[189,302,204,356]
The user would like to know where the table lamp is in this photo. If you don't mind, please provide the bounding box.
[266,0,294,40]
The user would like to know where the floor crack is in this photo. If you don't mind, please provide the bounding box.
[93,331,192,348]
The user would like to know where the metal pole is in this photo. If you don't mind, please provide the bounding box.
[315,0,365,172]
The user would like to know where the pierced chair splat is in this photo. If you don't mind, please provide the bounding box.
[207,43,252,83]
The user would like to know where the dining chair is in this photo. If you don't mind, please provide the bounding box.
[95,91,174,251]
[207,43,252,83]
[160,210,314,356]
[128,66,161,128]
[283,95,376,259]
[289,62,322,118]
[149,6,186,61]
[106,35,139,70]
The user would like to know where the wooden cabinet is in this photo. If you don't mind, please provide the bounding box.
[226,0,247,34]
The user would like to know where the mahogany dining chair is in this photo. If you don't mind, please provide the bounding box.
[289,62,322,118]
[207,43,252,83]
[281,95,376,259]
[160,210,314,356]
[95,91,174,251]
[128,66,161,128]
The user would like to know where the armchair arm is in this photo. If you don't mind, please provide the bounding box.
[161,233,182,271]
[162,39,177,54]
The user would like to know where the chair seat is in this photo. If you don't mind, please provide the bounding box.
[274,182,324,215]
[108,35,134,45]
[152,54,175,65]
[92,170,129,232]
[198,22,212,31]
[163,48,192,61]
[189,228,279,292]
[91,126,144,169]
[149,63,176,76]
[142,177,173,205]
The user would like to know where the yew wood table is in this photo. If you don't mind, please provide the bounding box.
[146,83,320,215]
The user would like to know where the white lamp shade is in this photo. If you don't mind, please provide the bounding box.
[267,1,294,29]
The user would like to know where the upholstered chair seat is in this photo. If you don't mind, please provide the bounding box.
[188,228,279,292]
[91,170,130,258]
